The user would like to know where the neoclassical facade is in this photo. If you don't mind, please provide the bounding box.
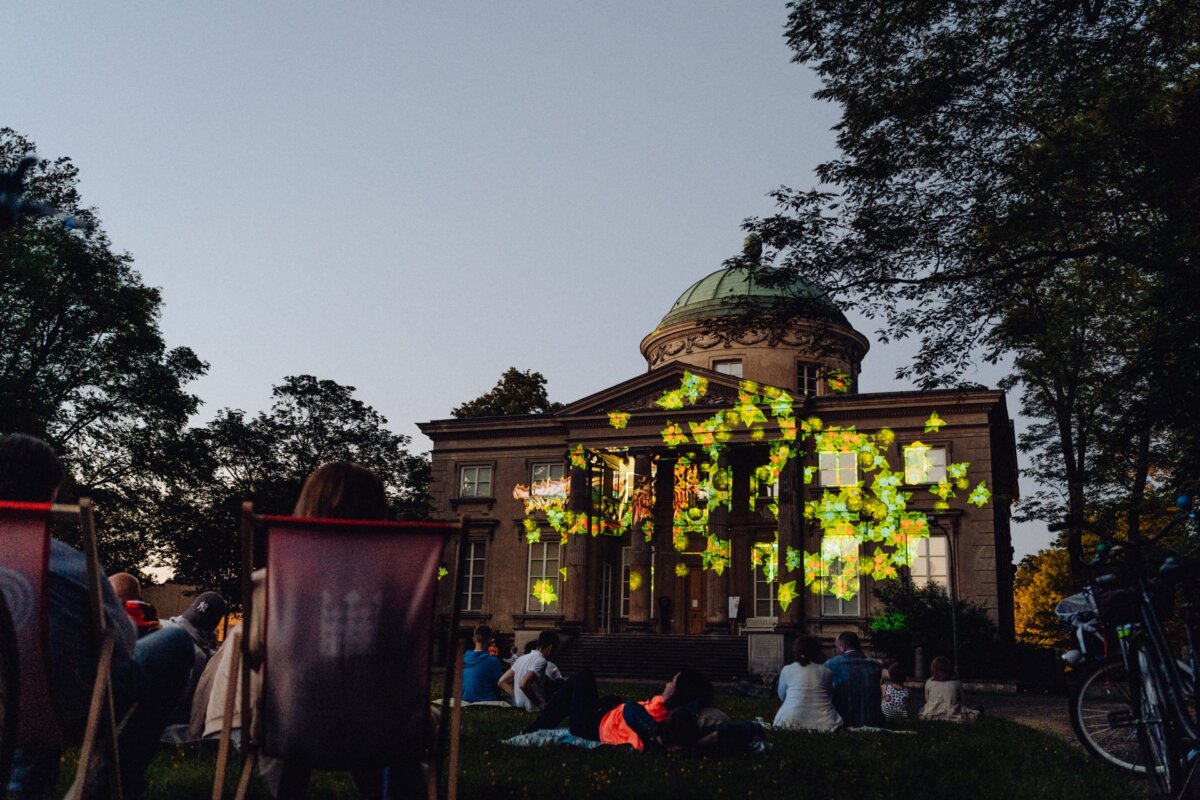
[421,268,1018,646]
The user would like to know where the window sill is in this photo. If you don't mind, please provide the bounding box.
[451,496,496,512]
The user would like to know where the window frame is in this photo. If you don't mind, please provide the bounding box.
[902,442,948,485]
[712,359,744,378]
[796,362,819,398]
[908,534,950,589]
[752,545,780,619]
[458,463,494,498]
[526,537,562,614]
[619,545,656,619]
[818,451,858,488]
[819,535,862,618]
[459,540,487,612]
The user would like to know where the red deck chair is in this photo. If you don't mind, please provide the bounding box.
[0,499,124,800]
[213,505,469,800]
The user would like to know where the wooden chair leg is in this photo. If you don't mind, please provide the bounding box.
[212,633,243,800]
[66,633,115,800]
[447,645,464,800]
[234,748,257,800]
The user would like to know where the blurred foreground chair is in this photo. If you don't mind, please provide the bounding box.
[213,505,469,800]
[0,498,124,799]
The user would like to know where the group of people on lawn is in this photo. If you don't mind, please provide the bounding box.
[3,430,979,799]
[461,623,981,753]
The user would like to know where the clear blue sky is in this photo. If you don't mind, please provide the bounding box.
[5,2,1050,558]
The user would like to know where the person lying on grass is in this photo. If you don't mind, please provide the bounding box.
[522,668,706,752]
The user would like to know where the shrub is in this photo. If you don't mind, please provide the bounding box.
[869,579,1002,678]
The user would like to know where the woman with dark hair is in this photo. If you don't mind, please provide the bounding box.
[772,636,842,731]
[203,461,406,797]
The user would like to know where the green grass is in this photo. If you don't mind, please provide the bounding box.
[66,684,1145,799]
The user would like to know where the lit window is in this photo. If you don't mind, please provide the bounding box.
[820,535,861,617]
[797,363,818,398]
[460,465,492,498]
[620,546,655,619]
[818,452,858,487]
[904,444,947,484]
[459,541,486,611]
[714,359,743,377]
[532,462,565,484]
[526,540,560,613]
[909,535,949,588]
[753,544,780,618]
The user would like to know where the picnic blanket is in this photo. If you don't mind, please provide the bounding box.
[501,728,605,750]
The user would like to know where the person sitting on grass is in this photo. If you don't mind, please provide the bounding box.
[462,623,504,702]
[919,656,981,722]
[499,630,562,711]
[825,630,884,727]
[774,635,842,732]
[524,668,705,752]
[2,433,194,800]
[881,661,911,721]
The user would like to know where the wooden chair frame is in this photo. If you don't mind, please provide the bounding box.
[0,499,124,800]
[212,505,469,800]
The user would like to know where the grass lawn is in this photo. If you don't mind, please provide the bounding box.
[71,683,1144,799]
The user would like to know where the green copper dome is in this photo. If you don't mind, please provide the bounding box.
[659,267,846,328]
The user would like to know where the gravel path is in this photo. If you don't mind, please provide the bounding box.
[971,693,1077,744]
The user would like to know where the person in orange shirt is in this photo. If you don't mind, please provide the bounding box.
[523,668,705,752]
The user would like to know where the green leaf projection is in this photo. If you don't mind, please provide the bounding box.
[515,371,989,607]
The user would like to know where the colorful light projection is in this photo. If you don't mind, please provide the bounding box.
[515,370,991,608]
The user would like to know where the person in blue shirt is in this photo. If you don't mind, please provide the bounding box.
[462,624,504,702]
[1,433,193,799]
[824,630,884,728]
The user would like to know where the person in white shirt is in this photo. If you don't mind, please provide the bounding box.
[773,635,843,732]
[499,630,561,711]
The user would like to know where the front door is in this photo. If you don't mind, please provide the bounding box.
[685,566,706,634]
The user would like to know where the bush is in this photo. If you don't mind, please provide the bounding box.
[869,580,1002,679]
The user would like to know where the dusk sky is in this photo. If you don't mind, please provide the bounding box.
[6,2,1049,558]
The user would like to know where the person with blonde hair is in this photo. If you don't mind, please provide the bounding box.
[919,656,980,722]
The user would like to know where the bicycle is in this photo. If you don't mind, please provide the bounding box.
[1057,499,1200,797]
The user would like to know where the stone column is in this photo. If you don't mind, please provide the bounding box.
[626,450,653,631]
[655,454,678,634]
[562,463,589,627]
[776,458,803,631]
[705,453,731,633]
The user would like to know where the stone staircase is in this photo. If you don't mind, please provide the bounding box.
[551,633,750,682]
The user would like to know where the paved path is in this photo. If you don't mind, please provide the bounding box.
[971,693,1076,744]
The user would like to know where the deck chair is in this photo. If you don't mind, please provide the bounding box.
[0,499,124,800]
[213,505,469,800]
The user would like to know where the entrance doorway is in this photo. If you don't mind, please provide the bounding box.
[685,567,706,634]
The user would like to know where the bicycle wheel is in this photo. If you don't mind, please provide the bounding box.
[1071,657,1145,772]
[1132,646,1184,796]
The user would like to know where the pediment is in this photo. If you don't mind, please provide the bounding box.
[559,364,757,417]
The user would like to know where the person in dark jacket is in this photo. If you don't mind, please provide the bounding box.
[824,631,884,727]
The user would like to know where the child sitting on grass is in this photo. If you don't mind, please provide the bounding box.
[919,656,981,722]
[880,661,911,721]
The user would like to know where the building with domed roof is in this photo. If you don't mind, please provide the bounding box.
[420,267,1018,673]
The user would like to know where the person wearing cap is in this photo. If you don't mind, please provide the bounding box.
[161,591,227,722]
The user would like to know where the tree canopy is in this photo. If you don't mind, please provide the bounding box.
[452,367,563,418]
[0,128,208,570]
[736,1,1199,557]
[163,375,431,604]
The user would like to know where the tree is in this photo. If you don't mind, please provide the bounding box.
[1012,548,1073,648]
[162,375,431,604]
[735,2,1199,563]
[0,128,207,571]
[452,367,563,418]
